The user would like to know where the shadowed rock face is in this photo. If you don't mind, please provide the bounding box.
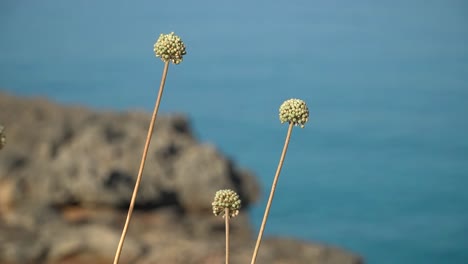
[0,92,363,264]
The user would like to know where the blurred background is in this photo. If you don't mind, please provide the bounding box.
[1,0,467,263]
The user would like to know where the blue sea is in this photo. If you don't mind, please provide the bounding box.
[1,1,467,263]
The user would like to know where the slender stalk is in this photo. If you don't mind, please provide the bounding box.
[113,61,170,264]
[250,123,294,264]
[225,208,230,264]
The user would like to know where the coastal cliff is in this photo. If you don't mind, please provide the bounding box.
[0,92,363,264]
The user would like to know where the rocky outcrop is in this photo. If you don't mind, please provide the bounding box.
[0,92,363,264]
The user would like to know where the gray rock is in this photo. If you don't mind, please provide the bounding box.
[173,144,259,212]
[0,92,257,210]
[0,223,48,263]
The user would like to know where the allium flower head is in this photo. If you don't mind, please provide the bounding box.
[0,125,5,150]
[279,98,309,128]
[153,32,186,64]
[212,189,241,218]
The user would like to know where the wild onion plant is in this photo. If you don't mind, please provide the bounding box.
[113,32,186,264]
[112,31,310,264]
[250,98,309,264]
[212,189,242,264]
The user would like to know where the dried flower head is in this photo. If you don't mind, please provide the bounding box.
[153,32,186,64]
[212,189,241,218]
[279,98,309,128]
[0,125,5,150]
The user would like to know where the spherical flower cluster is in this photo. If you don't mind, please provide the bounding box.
[279,98,309,128]
[212,189,241,218]
[153,32,186,64]
[0,125,5,150]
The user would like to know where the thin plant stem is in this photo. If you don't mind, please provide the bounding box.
[225,208,230,264]
[250,123,294,264]
[113,61,170,264]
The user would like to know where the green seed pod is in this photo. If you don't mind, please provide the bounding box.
[153,32,187,64]
[212,189,242,218]
[279,98,309,128]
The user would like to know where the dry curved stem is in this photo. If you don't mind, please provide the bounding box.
[225,208,230,264]
[250,123,294,264]
[113,61,170,264]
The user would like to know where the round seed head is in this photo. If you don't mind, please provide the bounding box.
[153,32,187,64]
[279,98,309,128]
[0,125,5,150]
[212,189,241,218]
